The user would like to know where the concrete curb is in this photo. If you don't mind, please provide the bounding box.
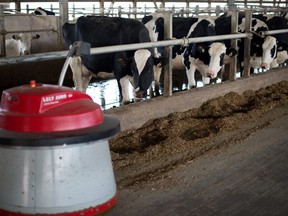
[105,68,288,132]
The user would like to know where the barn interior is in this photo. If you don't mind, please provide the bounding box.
[0,1,288,215]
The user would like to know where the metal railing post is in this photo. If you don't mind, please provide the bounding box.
[243,9,253,77]
[0,5,6,57]
[163,10,173,97]
[229,9,239,81]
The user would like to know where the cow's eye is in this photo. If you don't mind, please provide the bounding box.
[220,53,224,58]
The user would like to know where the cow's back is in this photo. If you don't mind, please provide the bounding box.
[64,16,151,73]
[77,16,150,46]
[265,16,288,44]
[173,17,199,38]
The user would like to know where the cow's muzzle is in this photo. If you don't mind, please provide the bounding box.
[261,63,269,69]
[134,88,146,99]
[206,71,216,79]
[21,50,30,55]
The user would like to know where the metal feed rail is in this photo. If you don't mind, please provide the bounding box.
[0,32,250,66]
[1,28,288,90]
[1,27,288,66]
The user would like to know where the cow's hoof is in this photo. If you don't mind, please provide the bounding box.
[122,101,131,105]
[134,98,143,102]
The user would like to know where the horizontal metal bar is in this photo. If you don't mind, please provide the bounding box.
[259,28,288,37]
[0,32,249,66]
[90,33,249,55]
[0,29,57,35]
[0,50,68,65]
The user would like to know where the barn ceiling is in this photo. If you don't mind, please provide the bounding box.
[0,0,287,4]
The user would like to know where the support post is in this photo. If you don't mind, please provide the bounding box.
[228,9,238,81]
[163,11,173,97]
[59,0,69,49]
[59,0,68,24]
[0,5,6,57]
[243,9,252,77]
[100,0,104,16]
[15,0,21,13]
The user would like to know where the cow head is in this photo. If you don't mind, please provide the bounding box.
[261,36,277,69]
[118,49,154,103]
[131,49,154,99]
[185,42,237,79]
[12,33,40,55]
[240,18,278,70]
[249,35,278,69]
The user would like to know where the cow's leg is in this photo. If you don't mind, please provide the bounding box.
[120,75,132,105]
[81,64,93,92]
[150,64,162,97]
[202,76,210,86]
[69,57,92,92]
[70,57,83,91]
[186,65,197,89]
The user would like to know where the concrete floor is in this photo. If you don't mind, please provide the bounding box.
[107,105,288,216]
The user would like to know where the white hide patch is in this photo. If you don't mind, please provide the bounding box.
[186,18,201,37]
[209,42,226,58]
[276,50,288,65]
[207,42,226,78]
[250,55,262,68]
[173,54,185,70]
[4,39,21,57]
[262,36,277,67]
[134,49,151,75]
[120,75,133,103]
[186,18,215,38]
[252,19,267,31]
[238,18,267,33]
[144,13,164,58]
[145,20,159,43]
[35,7,47,15]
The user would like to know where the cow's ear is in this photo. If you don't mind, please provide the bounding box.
[196,45,207,54]
[33,34,40,40]
[12,35,21,40]
[226,48,238,57]
[277,43,288,51]
[118,57,132,68]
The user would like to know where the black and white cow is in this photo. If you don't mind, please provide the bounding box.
[33,7,55,16]
[143,14,198,94]
[62,16,162,104]
[1,33,40,57]
[143,13,236,91]
[253,14,288,67]
[215,14,277,74]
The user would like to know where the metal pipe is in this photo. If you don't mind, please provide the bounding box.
[0,33,249,66]
[0,50,68,65]
[0,29,57,35]
[259,29,288,37]
[58,56,72,86]
[89,33,249,55]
